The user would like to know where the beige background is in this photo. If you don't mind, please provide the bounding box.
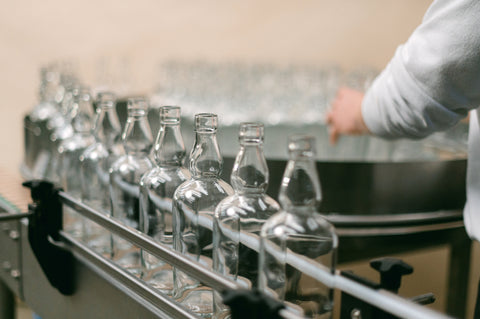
[2,0,479,318]
[1,0,433,171]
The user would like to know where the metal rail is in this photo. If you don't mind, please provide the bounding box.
[58,190,454,319]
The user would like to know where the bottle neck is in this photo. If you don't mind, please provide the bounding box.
[189,131,223,178]
[153,123,186,167]
[278,156,321,215]
[71,100,94,134]
[122,114,153,156]
[94,106,122,149]
[231,142,268,194]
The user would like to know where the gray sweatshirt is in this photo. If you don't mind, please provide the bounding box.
[362,0,480,240]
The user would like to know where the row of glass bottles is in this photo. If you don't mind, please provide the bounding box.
[27,77,337,319]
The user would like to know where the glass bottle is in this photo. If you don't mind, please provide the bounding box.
[109,97,154,275]
[58,88,96,237]
[24,65,61,179]
[80,91,123,255]
[139,106,191,294]
[213,122,280,319]
[44,80,79,184]
[172,113,234,318]
[258,135,338,319]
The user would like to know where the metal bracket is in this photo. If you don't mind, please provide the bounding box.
[222,288,285,319]
[23,180,75,296]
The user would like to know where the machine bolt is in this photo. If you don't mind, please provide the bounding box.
[351,308,362,319]
[10,269,20,279]
[9,230,19,240]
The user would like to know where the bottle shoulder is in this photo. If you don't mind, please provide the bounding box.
[173,177,234,202]
[59,134,94,153]
[52,123,73,142]
[140,166,191,189]
[30,101,57,121]
[215,193,280,220]
[110,154,153,176]
[261,210,337,240]
[81,142,109,161]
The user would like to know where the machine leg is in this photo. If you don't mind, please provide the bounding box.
[0,280,15,319]
[446,229,472,318]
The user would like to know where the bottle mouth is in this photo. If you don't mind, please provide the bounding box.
[77,88,92,103]
[194,113,218,132]
[127,97,149,116]
[288,134,316,156]
[239,122,264,144]
[160,106,181,124]
[96,91,116,109]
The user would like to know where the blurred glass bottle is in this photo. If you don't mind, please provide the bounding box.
[213,122,280,319]
[58,88,96,237]
[258,135,337,319]
[80,91,123,255]
[139,106,191,294]
[23,65,61,179]
[173,113,233,318]
[109,97,153,275]
[44,78,79,184]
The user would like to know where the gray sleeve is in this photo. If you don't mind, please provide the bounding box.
[362,0,480,139]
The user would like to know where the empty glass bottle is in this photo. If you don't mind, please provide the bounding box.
[213,122,280,319]
[80,91,123,255]
[45,82,80,184]
[109,97,153,275]
[58,88,96,237]
[258,135,337,319]
[24,65,62,179]
[139,105,191,294]
[173,113,233,318]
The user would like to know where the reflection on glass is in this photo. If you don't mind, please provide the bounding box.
[213,122,280,319]
[58,88,95,238]
[109,97,153,276]
[259,135,338,319]
[80,91,123,256]
[173,113,233,318]
[139,106,190,294]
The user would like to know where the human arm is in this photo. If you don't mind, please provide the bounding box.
[327,0,480,143]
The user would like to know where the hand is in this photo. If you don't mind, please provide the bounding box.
[326,87,370,144]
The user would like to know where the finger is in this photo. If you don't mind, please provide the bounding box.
[329,126,339,145]
[325,111,332,124]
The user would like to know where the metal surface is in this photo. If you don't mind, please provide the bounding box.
[59,191,238,293]
[61,231,198,319]
[0,219,22,298]
[135,101,468,217]
[58,190,453,319]
[0,280,14,319]
[23,101,468,218]
[0,185,465,319]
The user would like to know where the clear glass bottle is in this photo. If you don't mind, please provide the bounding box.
[213,122,280,319]
[45,82,80,184]
[109,97,154,275]
[80,91,123,255]
[58,88,96,237]
[139,105,191,294]
[258,135,338,319]
[172,113,234,318]
[24,65,62,179]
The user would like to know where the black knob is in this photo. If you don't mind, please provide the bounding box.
[370,257,413,293]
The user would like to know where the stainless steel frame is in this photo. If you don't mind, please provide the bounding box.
[0,190,460,319]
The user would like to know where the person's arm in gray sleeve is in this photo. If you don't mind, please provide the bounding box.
[362,0,480,139]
